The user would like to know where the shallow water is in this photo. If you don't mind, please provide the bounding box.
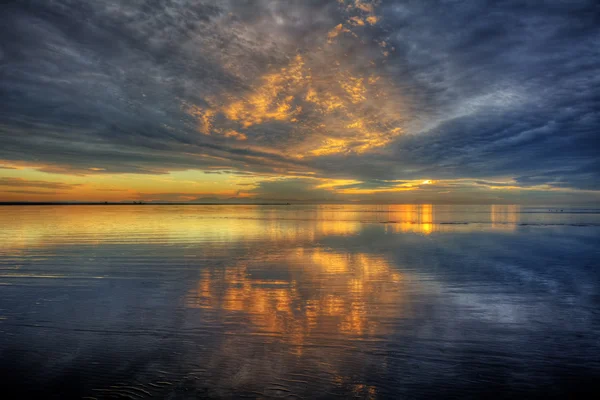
[1,204,599,398]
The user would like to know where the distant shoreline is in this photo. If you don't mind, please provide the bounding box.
[0,202,292,206]
[1,202,597,207]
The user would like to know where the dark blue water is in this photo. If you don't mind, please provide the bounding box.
[1,205,599,398]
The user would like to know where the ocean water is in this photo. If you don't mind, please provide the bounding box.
[1,204,599,399]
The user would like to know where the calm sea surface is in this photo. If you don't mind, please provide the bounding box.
[1,205,599,398]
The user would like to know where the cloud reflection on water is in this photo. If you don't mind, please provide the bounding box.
[2,205,599,397]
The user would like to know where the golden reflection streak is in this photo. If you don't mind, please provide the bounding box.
[491,205,520,231]
[0,204,493,254]
[382,204,435,235]
[185,247,406,343]
[0,206,366,252]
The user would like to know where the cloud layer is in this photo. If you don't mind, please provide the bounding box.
[1,0,599,202]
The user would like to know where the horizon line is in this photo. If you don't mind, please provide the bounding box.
[1,201,597,207]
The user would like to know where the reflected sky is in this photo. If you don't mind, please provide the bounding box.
[4,204,600,253]
[1,205,600,398]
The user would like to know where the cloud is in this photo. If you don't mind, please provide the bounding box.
[248,178,341,202]
[0,0,599,201]
[2,190,67,195]
[0,177,80,190]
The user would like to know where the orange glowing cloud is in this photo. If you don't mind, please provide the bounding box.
[366,15,378,25]
[349,16,366,26]
[183,0,402,159]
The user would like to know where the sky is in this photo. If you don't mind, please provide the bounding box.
[0,0,599,204]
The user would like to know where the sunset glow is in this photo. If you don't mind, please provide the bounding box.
[1,0,598,204]
[2,1,599,397]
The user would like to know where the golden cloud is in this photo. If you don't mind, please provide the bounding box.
[184,0,403,158]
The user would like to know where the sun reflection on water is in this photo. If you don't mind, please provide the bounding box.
[3,204,530,255]
[491,204,520,231]
[2,204,594,398]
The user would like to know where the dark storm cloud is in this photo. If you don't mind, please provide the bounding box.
[311,0,600,190]
[0,0,599,196]
[0,0,329,174]
[328,103,599,189]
